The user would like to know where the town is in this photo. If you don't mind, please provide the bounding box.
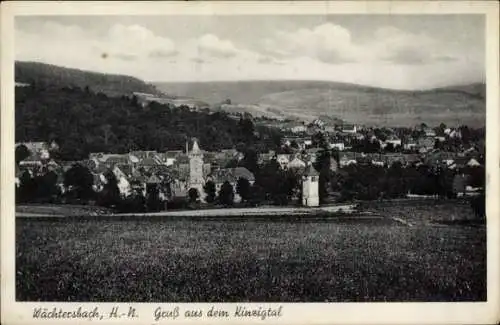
[15,111,485,216]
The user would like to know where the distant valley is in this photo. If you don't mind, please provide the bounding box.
[155,80,486,127]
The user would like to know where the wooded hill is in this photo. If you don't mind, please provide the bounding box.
[15,84,282,161]
[15,61,163,97]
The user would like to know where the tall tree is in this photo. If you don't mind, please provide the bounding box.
[314,143,331,204]
[63,164,94,200]
[17,171,36,203]
[219,181,234,206]
[203,180,216,203]
[15,144,31,164]
[35,170,60,202]
[188,188,200,203]
[99,170,121,207]
[236,177,251,202]
[146,184,161,212]
[241,148,259,174]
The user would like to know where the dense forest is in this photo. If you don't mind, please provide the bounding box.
[15,61,163,97]
[15,83,283,160]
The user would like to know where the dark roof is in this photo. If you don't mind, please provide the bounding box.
[130,150,157,160]
[303,164,319,177]
[149,165,171,175]
[454,157,470,166]
[210,169,237,184]
[306,148,322,154]
[141,157,160,166]
[340,152,357,161]
[207,167,254,184]
[231,167,255,181]
[94,164,110,175]
[176,155,189,164]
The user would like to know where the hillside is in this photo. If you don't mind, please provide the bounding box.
[15,61,163,97]
[155,81,486,127]
[15,84,282,160]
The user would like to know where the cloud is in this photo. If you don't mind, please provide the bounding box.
[194,34,240,58]
[16,21,178,65]
[257,55,285,65]
[264,23,362,64]
[264,23,461,66]
[112,53,138,61]
[103,24,177,59]
[371,26,459,65]
[149,49,178,59]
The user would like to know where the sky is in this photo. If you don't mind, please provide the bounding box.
[15,15,485,90]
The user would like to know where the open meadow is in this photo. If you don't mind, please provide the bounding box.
[16,201,486,302]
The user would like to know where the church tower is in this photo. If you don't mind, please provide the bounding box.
[188,138,205,200]
[302,163,319,207]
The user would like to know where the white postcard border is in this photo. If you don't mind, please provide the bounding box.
[1,1,499,325]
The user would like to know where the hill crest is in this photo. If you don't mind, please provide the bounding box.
[155,80,485,127]
[15,61,162,97]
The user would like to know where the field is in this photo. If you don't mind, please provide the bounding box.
[16,203,486,302]
[16,204,112,217]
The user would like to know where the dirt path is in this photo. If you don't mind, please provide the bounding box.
[112,204,357,217]
[17,204,357,218]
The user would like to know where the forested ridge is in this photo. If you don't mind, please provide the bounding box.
[15,83,283,161]
[15,61,162,97]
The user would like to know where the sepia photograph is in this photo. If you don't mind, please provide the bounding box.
[2,1,499,325]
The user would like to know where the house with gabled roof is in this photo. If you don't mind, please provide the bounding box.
[140,156,162,167]
[424,128,436,138]
[276,154,291,169]
[329,142,345,151]
[130,150,157,160]
[339,152,357,167]
[342,124,357,134]
[18,150,45,168]
[417,137,435,153]
[288,156,306,170]
[205,167,255,202]
[467,158,481,167]
[383,135,402,148]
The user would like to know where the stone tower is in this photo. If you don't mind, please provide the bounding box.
[188,138,205,200]
[302,164,319,207]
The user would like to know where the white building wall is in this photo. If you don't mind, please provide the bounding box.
[302,176,319,207]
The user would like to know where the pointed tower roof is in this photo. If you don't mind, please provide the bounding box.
[191,138,201,154]
[147,174,161,184]
[304,164,319,177]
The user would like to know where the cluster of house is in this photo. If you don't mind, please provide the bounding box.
[16,139,322,207]
[279,121,476,155]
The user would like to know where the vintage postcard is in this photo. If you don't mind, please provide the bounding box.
[1,1,499,324]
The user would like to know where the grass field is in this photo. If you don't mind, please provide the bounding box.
[16,203,486,302]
